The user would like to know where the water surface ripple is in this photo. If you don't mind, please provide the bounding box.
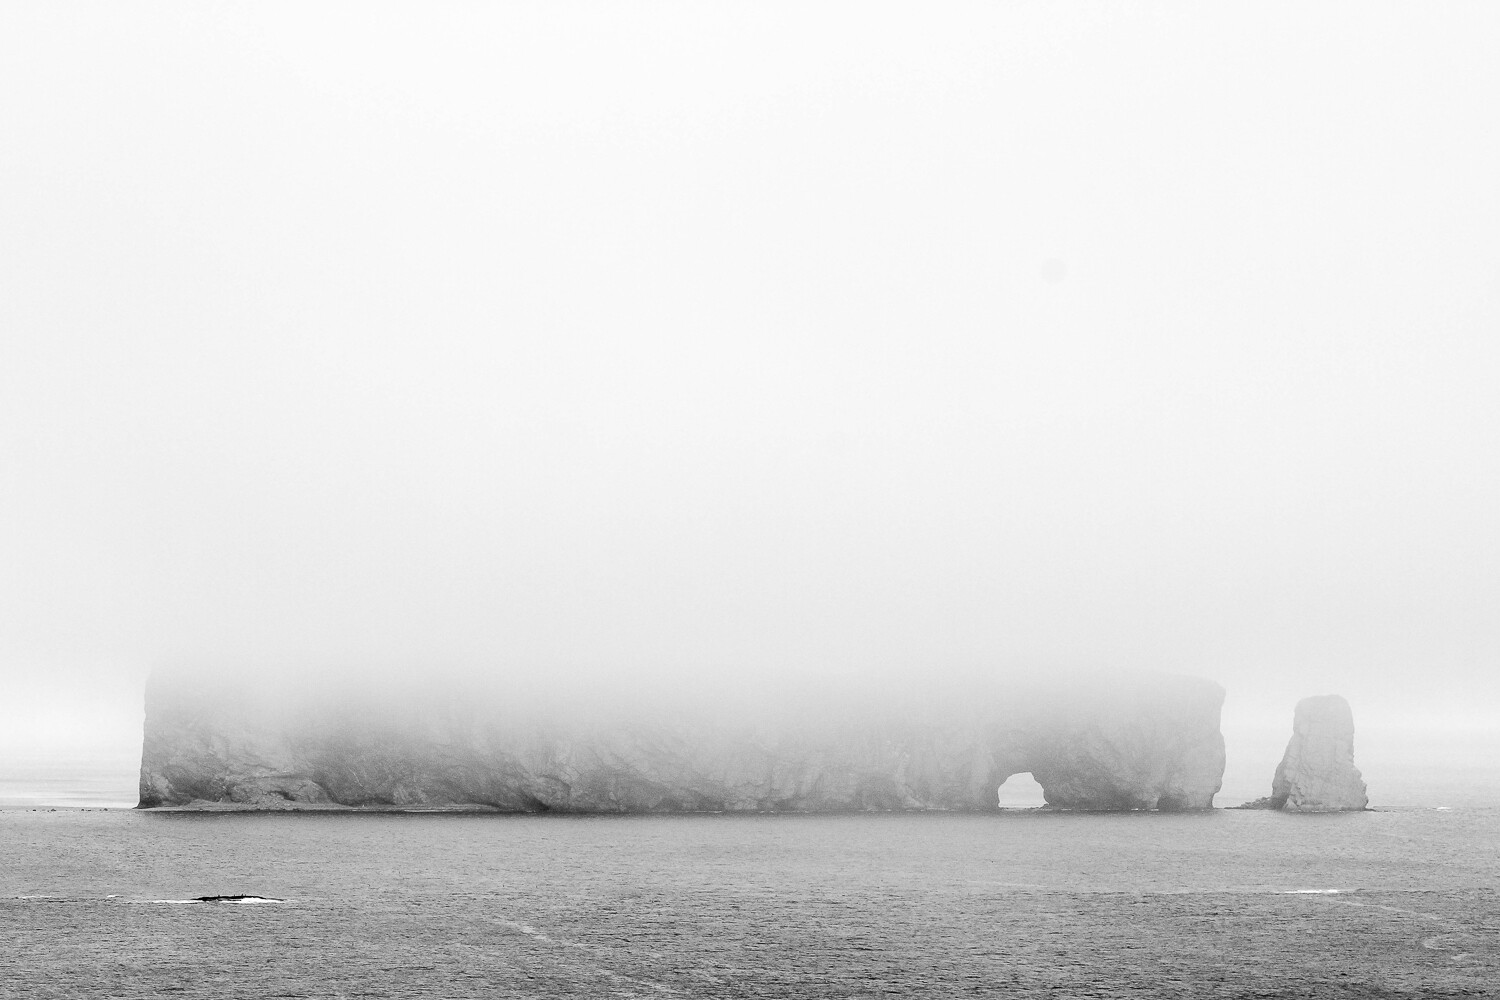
[2,808,1495,998]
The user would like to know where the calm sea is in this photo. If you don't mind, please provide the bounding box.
[1,807,1495,998]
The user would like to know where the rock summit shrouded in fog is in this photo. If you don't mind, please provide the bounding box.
[1247,694,1369,812]
[137,669,1227,813]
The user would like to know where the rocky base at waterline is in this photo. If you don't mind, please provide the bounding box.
[138,669,1227,813]
[1238,694,1369,812]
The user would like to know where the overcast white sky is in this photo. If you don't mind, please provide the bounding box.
[2,5,1497,793]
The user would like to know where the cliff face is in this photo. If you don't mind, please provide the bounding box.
[1261,695,1368,812]
[138,671,1226,812]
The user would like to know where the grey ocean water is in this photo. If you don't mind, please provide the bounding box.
[2,808,1496,998]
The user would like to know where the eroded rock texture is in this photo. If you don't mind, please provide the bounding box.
[138,670,1226,812]
[1257,694,1368,812]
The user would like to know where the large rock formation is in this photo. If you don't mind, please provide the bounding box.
[138,669,1227,812]
[1248,694,1368,812]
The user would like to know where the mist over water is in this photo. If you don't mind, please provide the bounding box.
[2,5,1498,808]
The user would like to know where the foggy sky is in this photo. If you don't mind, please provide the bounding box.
[2,4,1498,781]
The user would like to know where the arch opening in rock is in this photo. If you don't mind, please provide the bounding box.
[996,771,1046,809]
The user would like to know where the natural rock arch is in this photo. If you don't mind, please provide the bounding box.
[139,670,1226,813]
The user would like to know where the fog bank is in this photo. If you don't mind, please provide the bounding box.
[2,5,1497,791]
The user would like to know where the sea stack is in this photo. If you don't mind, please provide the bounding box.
[1255,695,1369,812]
